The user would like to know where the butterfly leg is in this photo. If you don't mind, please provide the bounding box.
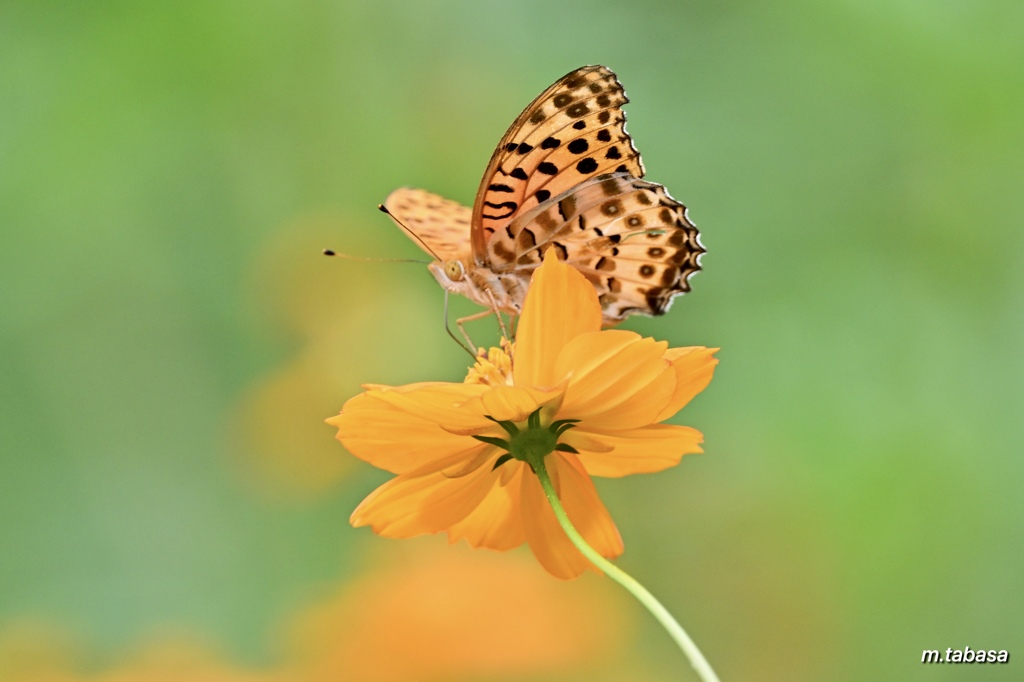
[482,289,511,341]
[455,309,498,354]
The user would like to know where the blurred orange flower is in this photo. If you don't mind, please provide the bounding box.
[328,251,718,578]
[288,540,631,682]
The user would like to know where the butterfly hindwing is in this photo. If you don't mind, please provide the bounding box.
[471,65,644,263]
[487,173,704,323]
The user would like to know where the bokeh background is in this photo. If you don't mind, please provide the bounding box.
[2,1,1022,680]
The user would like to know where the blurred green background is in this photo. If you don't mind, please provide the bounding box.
[2,1,1022,680]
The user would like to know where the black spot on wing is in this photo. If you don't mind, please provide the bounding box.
[566,102,590,118]
[567,139,589,154]
[483,201,518,220]
[646,287,670,313]
[558,195,577,220]
[601,200,622,216]
[565,75,586,89]
[518,228,537,250]
[600,177,619,196]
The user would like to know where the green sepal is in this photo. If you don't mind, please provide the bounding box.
[473,435,511,450]
[527,407,541,429]
[550,419,581,437]
[491,453,513,470]
[554,443,580,454]
[484,414,519,436]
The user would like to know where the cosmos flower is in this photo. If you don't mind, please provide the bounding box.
[327,251,717,578]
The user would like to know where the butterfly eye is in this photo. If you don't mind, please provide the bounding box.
[444,260,466,281]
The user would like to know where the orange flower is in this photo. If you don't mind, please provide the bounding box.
[287,541,632,681]
[327,251,717,579]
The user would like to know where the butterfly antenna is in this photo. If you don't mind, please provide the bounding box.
[378,203,443,261]
[322,248,429,265]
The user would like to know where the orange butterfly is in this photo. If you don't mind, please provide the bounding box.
[382,65,704,333]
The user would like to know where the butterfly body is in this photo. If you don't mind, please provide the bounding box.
[383,65,704,325]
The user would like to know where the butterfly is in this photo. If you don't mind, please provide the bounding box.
[381,65,704,330]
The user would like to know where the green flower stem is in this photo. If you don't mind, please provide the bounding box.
[531,456,721,682]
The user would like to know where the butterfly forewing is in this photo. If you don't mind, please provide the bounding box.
[489,173,704,323]
[471,65,644,263]
[383,187,472,262]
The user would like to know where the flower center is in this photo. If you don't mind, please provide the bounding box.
[464,340,514,387]
[474,407,580,472]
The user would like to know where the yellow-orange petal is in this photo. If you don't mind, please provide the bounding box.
[573,423,705,478]
[655,346,719,422]
[328,391,487,475]
[555,330,675,430]
[365,382,492,433]
[480,385,546,422]
[559,430,615,454]
[350,463,497,538]
[455,384,565,426]
[520,454,623,579]
[519,466,589,579]
[514,249,602,389]
[558,454,624,557]
[447,462,528,551]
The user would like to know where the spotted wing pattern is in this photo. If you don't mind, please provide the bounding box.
[383,187,472,262]
[489,172,704,324]
[470,65,644,263]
